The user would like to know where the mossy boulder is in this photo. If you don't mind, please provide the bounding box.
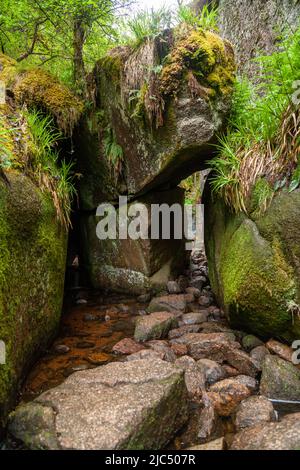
[80,187,187,294]
[204,183,300,341]
[0,54,83,134]
[76,28,235,210]
[0,173,67,431]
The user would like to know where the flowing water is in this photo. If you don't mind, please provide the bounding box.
[20,290,143,403]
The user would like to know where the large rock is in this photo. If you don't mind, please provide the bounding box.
[204,186,300,340]
[0,174,67,430]
[8,359,188,450]
[230,412,300,450]
[76,28,235,210]
[81,187,186,294]
[134,312,178,342]
[259,355,300,400]
[218,0,300,79]
[207,376,255,417]
[234,396,276,430]
[148,294,187,314]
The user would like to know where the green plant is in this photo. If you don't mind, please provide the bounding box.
[26,109,76,227]
[119,7,172,49]
[103,126,124,183]
[210,26,300,214]
[176,3,219,31]
[0,116,13,169]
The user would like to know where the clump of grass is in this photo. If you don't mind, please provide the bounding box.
[176,3,219,31]
[103,126,124,183]
[119,7,172,49]
[210,26,300,214]
[26,110,76,228]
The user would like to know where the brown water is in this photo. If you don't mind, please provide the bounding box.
[21,291,143,402]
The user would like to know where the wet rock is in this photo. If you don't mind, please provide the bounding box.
[137,293,151,303]
[171,332,238,362]
[189,276,206,291]
[241,334,263,352]
[184,365,206,400]
[230,413,300,450]
[259,355,300,400]
[168,324,201,340]
[250,345,270,370]
[181,312,208,326]
[86,352,111,365]
[174,355,196,371]
[222,365,240,377]
[208,307,221,321]
[197,395,222,443]
[265,339,293,363]
[197,359,225,385]
[112,338,144,355]
[234,375,257,392]
[224,348,260,378]
[188,437,225,450]
[185,287,201,299]
[146,340,176,363]
[207,376,255,416]
[76,299,87,305]
[138,309,147,316]
[7,403,59,450]
[198,322,235,334]
[126,349,163,362]
[177,275,189,292]
[184,293,195,304]
[71,364,91,372]
[167,281,181,294]
[198,295,211,307]
[118,304,130,313]
[54,344,70,354]
[8,359,188,450]
[234,396,276,430]
[134,312,178,342]
[83,313,97,322]
[171,343,188,357]
[76,341,95,349]
[148,295,187,314]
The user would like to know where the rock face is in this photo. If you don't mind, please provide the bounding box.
[78,28,235,209]
[134,312,178,342]
[0,174,67,430]
[81,187,186,294]
[218,0,300,79]
[259,355,300,400]
[76,26,235,293]
[230,412,300,450]
[8,359,188,450]
[204,187,300,340]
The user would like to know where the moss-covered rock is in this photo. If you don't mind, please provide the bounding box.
[0,55,83,134]
[76,28,235,210]
[204,183,300,341]
[0,173,67,431]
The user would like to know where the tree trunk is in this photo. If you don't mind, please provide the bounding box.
[73,18,86,96]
